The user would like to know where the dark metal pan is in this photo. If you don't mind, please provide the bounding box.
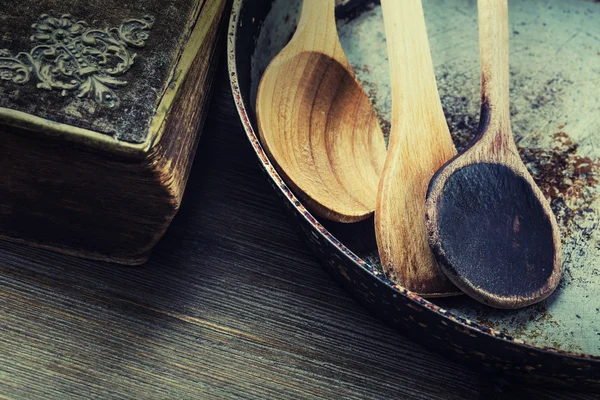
[228,0,600,387]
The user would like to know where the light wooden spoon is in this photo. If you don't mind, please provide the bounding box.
[377,0,460,297]
[425,0,562,309]
[256,0,387,223]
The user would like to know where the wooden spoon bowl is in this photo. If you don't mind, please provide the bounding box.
[256,0,386,223]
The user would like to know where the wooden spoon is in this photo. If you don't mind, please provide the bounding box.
[255,0,387,223]
[425,0,562,309]
[376,0,460,297]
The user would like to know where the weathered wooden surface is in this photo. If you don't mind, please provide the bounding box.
[0,66,597,399]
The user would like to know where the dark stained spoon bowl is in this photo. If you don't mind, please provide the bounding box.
[428,162,561,308]
[228,0,600,388]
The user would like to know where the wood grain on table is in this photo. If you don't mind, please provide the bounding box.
[0,64,596,400]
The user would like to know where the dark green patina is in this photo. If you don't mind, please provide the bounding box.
[0,0,199,143]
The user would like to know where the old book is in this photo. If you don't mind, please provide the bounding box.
[0,0,228,264]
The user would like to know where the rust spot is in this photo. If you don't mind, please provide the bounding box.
[573,156,595,174]
[519,131,600,238]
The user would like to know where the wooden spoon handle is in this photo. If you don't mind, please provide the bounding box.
[382,0,445,126]
[293,0,343,58]
[478,0,515,152]
[378,0,458,296]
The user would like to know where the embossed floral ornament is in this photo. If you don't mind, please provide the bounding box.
[0,14,154,107]
[31,14,88,44]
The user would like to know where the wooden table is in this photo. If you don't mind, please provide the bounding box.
[1,64,596,400]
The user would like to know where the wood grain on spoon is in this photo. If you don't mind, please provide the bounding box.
[256,0,386,223]
[425,0,562,309]
[377,0,460,297]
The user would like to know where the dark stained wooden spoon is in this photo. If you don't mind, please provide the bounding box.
[425,0,562,309]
